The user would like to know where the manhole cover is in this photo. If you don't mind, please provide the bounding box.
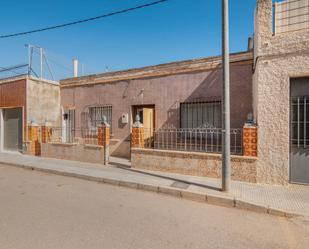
[170,181,190,189]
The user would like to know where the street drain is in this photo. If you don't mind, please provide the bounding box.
[170,181,190,189]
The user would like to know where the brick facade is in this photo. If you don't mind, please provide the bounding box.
[0,79,27,141]
[41,125,52,143]
[131,127,145,148]
[28,124,41,156]
[243,126,258,157]
[98,125,110,147]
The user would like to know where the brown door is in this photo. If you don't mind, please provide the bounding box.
[133,105,155,146]
[143,107,154,139]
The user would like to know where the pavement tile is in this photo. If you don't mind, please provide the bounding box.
[0,153,308,217]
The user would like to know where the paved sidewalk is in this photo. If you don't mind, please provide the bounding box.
[0,153,308,217]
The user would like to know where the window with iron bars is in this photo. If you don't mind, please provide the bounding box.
[180,101,221,129]
[88,105,113,132]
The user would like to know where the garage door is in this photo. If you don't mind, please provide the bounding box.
[3,108,23,152]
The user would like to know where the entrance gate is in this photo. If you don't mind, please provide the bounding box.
[290,78,309,185]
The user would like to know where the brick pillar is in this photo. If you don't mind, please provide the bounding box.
[98,116,110,165]
[131,115,144,148]
[28,122,41,156]
[41,122,52,143]
[243,124,258,157]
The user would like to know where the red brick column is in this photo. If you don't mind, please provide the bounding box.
[98,126,110,147]
[131,115,144,148]
[243,125,258,157]
[41,122,52,143]
[28,123,41,156]
[98,117,110,165]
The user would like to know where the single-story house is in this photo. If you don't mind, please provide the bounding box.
[60,51,253,159]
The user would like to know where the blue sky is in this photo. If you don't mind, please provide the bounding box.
[0,0,257,80]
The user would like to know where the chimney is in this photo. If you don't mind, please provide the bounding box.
[73,59,78,77]
[248,37,254,51]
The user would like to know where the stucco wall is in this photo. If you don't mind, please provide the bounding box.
[41,143,105,164]
[254,55,309,184]
[61,58,253,158]
[131,148,257,183]
[253,0,309,184]
[27,78,61,126]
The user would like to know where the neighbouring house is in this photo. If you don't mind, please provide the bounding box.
[0,75,60,153]
[253,0,309,185]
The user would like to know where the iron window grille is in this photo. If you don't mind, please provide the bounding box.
[291,97,309,148]
[180,101,222,129]
[88,105,113,133]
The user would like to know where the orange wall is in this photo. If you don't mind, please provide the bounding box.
[0,79,27,141]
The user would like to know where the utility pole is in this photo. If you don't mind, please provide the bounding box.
[222,0,231,191]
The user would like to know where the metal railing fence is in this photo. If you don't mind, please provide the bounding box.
[143,128,243,155]
[274,0,309,34]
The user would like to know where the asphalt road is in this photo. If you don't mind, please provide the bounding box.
[0,164,308,249]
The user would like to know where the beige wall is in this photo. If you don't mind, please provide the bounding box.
[253,0,309,184]
[41,143,105,164]
[27,78,61,126]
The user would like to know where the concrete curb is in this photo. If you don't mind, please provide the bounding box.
[0,161,304,218]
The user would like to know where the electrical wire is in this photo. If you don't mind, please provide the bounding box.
[0,0,167,39]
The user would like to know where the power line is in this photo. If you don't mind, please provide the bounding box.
[31,48,72,72]
[0,64,28,78]
[0,64,28,73]
[0,0,168,39]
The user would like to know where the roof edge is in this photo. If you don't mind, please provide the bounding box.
[0,75,59,85]
[60,51,253,88]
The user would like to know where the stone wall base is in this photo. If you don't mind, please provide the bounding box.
[41,143,105,164]
[131,148,257,183]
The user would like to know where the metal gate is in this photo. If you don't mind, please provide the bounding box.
[65,109,75,143]
[3,108,23,152]
[290,95,309,185]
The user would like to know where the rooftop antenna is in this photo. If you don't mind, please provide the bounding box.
[25,44,55,80]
